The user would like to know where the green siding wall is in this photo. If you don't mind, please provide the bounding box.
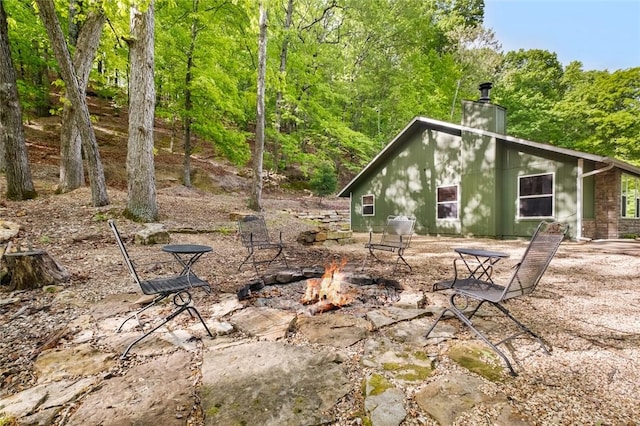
[347,117,593,239]
[498,144,579,237]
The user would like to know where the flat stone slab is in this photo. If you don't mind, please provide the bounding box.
[296,312,371,347]
[66,352,194,426]
[229,306,296,340]
[415,372,510,425]
[364,374,407,426]
[362,336,435,384]
[365,306,430,329]
[0,377,95,419]
[34,343,116,383]
[200,340,351,425]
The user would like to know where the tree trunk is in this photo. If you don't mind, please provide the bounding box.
[3,250,70,290]
[182,1,199,188]
[59,8,106,193]
[272,0,294,171]
[0,0,37,200]
[249,2,267,212]
[126,2,158,221]
[35,0,109,207]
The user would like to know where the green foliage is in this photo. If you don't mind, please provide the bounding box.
[5,0,638,185]
[493,49,565,142]
[309,163,338,199]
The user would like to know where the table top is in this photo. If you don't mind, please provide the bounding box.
[162,244,212,254]
[454,247,509,258]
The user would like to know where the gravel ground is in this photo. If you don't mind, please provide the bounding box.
[2,185,640,424]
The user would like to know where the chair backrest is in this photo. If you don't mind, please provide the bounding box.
[238,215,271,247]
[380,215,416,248]
[108,219,142,286]
[501,221,568,301]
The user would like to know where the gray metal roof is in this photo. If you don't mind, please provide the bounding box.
[338,116,640,197]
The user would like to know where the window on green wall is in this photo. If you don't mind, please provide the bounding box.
[621,174,639,218]
[437,185,458,219]
[362,194,375,216]
[518,173,554,218]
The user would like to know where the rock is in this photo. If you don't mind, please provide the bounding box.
[66,352,194,426]
[296,313,370,347]
[200,340,351,426]
[365,306,430,330]
[362,336,435,384]
[229,306,296,341]
[0,378,96,419]
[0,220,20,242]
[134,223,170,245]
[34,343,116,383]
[364,374,407,426]
[414,372,508,425]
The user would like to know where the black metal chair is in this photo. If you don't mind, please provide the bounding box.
[425,221,568,375]
[363,215,416,273]
[237,215,287,274]
[108,219,213,358]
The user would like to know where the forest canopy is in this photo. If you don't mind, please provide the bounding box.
[4,0,640,187]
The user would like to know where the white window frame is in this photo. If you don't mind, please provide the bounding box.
[362,194,375,216]
[436,184,459,220]
[621,174,640,218]
[517,172,555,219]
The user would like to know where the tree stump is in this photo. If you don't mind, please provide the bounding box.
[3,250,70,290]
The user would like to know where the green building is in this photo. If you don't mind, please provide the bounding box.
[338,83,640,240]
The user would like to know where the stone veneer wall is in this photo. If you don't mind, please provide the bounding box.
[619,219,640,237]
[594,168,621,239]
[593,168,640,239]
[581,219,596,240]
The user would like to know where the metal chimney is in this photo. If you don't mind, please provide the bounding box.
[478,82,492,103]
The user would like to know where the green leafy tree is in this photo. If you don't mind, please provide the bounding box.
[155,0,252,170]
[553,65,640,163]
[492,49,565,143]
[309,163,337,205]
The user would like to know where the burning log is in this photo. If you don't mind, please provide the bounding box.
[306,301,341,315]
[301,260,353,314]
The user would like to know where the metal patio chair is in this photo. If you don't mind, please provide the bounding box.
[363,215,416,273]
[425,221,568,375]
[237,215,288,274]
[108,219,213,358]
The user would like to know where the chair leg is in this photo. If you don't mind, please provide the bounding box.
[266,246,287,268]
[360,251,370,272]
[425,293,518,376]
[120,291,214,359]
[394,251,412,273]
[117,294,170,332]
[238,247,255,271]
[492,303,551,354]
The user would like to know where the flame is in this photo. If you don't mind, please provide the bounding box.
[302,259,353,307]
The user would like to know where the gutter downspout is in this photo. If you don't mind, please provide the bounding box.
[578,161,615,240]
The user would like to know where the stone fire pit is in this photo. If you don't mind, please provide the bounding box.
[236,266,403,316]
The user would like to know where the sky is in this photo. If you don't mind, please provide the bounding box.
[483,0,640,71]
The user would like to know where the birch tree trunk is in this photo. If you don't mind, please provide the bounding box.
[59,8,106,193]
[35,0,109,207]
[126,2,158,221]
[0,0,36,200]
[249,1,267,212]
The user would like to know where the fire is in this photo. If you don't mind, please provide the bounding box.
[302,260,353,309]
